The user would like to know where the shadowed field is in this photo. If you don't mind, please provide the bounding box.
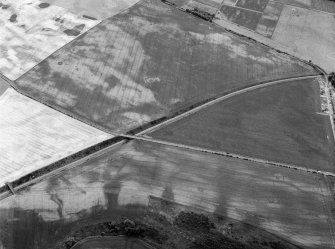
[0,140,334,249]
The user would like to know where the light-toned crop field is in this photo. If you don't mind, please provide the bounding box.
[16,0,317,133]
[43,0,142,20]
[0,140,334,248]
[0,88,112,186]
[0,0,98,80]
[272,5,335,73]
[273,0,335,13]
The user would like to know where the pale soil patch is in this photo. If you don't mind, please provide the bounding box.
[272,5,335,72]
[0,0,99,80]
[0,88,112,187]
[43,0,142,20]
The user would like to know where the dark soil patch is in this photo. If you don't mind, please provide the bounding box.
[82,15,97,20]
[63,29,81,36]
[9,14,17,23]
[38,2,50,8]
[64,24,85,36]
[0,3,10,9]
[185,7,215,22]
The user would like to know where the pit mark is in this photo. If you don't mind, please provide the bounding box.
[38,3,50,8]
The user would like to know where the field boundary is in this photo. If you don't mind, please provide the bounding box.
[0,0,331,200]
[9,0,145,82]
[0,74,329,201]
[161,0,324,75]
[109,133,335,177]
[129,75,322,135]
[0,136,126,200]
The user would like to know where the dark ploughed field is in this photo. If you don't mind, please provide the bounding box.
[151,77,335,172]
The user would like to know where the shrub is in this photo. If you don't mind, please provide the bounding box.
[189,232,249,249]
[174,211,214,231]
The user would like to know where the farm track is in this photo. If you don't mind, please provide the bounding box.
[0,73,330,201]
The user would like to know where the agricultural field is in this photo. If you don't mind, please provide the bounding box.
[236,0,269,12]
[151,77,335,173]
[0,140,334,248]
[272,5,335,73]
[0,0,99,80]
[0,88,112,186]
[194,0,223,9]
[219,5,263,30]
[218,0,284,37]
[0,1,334,249]
[215,0,335,72]
[43,0,142,20]
[15,0,317,133]
[273,0,335,13]
[0,79,9,96]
